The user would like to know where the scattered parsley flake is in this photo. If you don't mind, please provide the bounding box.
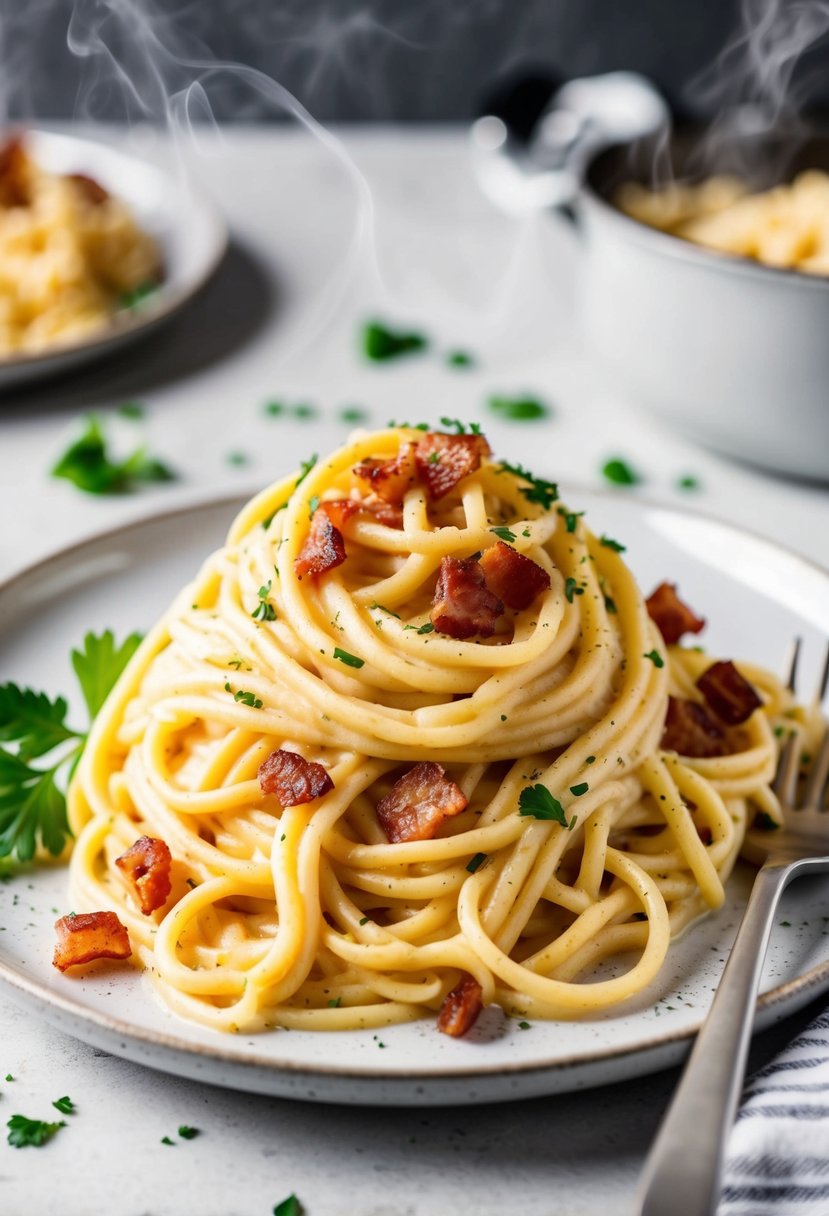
[487,394,550,421]
[178,1126,199,1140]
[557,508,584,533]
[225,451,249,467]
[518,784,569,826]
[585,755,596,765]
[644,650,665,668]
[263,400,284,417]
[564,577,584,603]
[599,535,626,552]
[427,451,441,465]
[369,602,400,619]
[497,460,558,508]
[780,920,792,927]
[403,623,434,635]
[363,320,428,361]
[439,416,482,436]
[490,526,516,543]
[161,1135,175,1145]
[517,1020,531,1030]
[500,714,508,722]
[466,852,488,873]
[327,997,342,1008]
[293,402,317,420]
[52,416,175,495]
[387,420,429,431]
[358,916,370,926]
[601,457,640,487]
[295,453,318,487]
[446,350,475,368]
[5,1074,13,1082]
[7,1114,65,1148]
[117,281,159,310]
[273,1196,303,1216]
[754,811,780,831]
[224,683,263,709]
[117,401,144,421]
[251,581,277,623]
[603,593,618,615]
[333,648,365,669]
[339,405,370,424]
[676,474,701,491]
[308,494,320,518]
[52,1096,75,1115]
[569,783,589,797]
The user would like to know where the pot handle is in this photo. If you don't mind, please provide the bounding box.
[471,70,669,217]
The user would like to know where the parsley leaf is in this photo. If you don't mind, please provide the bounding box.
[273,1196,303,1216]
[71,631,142,720]
[224,683,263,709]
[333,648,365,669]
[52,1096,75,1115]
[487,394,550,421]
[7,1114,65,1148]
[362,320,428,361]
[564,577,584,603]
[557,508,584,534]
[497,460,559,509]
[403,623,435,635]
[599,535,626,552]
[369,602,401,619]
[252,581,277,622]
[0,686,81,760]
[644,650,665,668]
[446,350,475,368]
[295,453,318,487]
[466,852,488,873]
[518,784,570,826]
[178,1125,199,1139]
[569,782,589,797]
[490,526,516,543]
[601,457,640,487]
[52,416,175,495]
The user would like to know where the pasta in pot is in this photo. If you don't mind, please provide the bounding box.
[66,427,807,1034]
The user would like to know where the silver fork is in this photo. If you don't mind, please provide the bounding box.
[635,639,829,1216]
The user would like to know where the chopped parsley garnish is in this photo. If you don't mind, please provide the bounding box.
[466,852,488,873]
[490,526,516,543]
[446,350,475,368]
[487,394,550,422]
[557,508,584,534]
[273,1195,303,1216]
[427,451,441,465]
[295,453,318,487]
[333,648,365,669]
[263,400,284,417]
[0,630,141,863]
[358,916,370,925]
[339,405,370,424]
[676,474,701,491]
[369,602,401,619]
[518,784,569,826]
[497,460,558,509]
[7,1114,65,1148]
[117,401,144,421]
[517,1021,531,1030]
[387,420,430,431]
[52,1096,75,1115]
[403,623,435,635]
[52,416,175,495]
[753,811,780,831]
[178,1126,199,1139]
[603,593,618,615]
[251,581,277,622]
[327,997,342,1008]
[362,320,428,361]
[308,494,320,518]
[5,1074,13,1082]
[224,683,264,709]
[644,650,665,668]
[585,755,596,765]
[225,451,249,467]
[601,457,641,487]
[439,416,483,435]
[117,281,159,310]
[599,535,626,552]
[161,1135,175,1145]
[564,577,584,603]
[293,402,317,420]
[569,783,589,797]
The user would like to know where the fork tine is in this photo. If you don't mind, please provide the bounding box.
[773,731,801,804]
[814,642,829,708]
[803,728,829,811]
[783,636,802,692]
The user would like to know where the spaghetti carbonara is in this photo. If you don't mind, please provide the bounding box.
[0,136,161,355]
[66,427,806,1034]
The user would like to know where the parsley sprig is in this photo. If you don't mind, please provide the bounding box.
[518,784,577,830]
[52,416,175,495]
[7,1114,66,1148]
[0,631,141,864]
[497,460,559,509]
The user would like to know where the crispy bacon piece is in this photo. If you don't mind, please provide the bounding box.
[479,541,551,610]
[0,137,29,208]
[115,836,173,916]
[259,748,335,806]
[646,582,706,645]
[376,761,467,843]
[697,660,762,726]
[660,697,728,758]
[431,555,504,639]
[437,974,483,1038]
[52,911,131,973]
[361,498,404,529]
[353,443,416,504]
[67,172,110,205]
[295,506,348,578]
[414,432,491,500]
[318,498,360,531]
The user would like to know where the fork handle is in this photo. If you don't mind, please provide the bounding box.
[635,855,829,1216]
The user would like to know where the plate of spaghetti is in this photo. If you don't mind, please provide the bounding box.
[0,130,225,387]
[0,425,828,1105]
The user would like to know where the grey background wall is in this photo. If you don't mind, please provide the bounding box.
[2,0,827,124]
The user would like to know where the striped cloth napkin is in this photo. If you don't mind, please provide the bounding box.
[720,1007,829,1214]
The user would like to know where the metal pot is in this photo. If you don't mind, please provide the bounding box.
[473,74,829,482]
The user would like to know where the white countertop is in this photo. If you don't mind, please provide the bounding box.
[0,125,828,1216]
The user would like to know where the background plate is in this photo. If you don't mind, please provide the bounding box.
[0,130,226,388]
[0,492,828,1106]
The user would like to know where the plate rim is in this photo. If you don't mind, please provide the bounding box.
[0,128,227,375]
[1,488,828,1087]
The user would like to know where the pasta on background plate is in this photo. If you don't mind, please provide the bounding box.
[65,427,818,1036]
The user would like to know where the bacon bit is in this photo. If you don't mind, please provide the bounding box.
[259,748,335,806]
[660,697,728,758]
[697,660,763,726]
[646,582,706,645]
[318,498,360,531]
[67,172,110,205]
[353,443,416,504]
[52,911,131,973]
[414,432,491,500]
[361,498,404,529]
[479,541,551,610]
[114,836,173,916]
[295,507,348,578]
[376,761,467,843]
[437,974,483,1037]
[431,555,504,639]
[0,137,29,208]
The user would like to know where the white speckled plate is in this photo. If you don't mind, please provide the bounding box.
[0,130,226,388]
[0,493,828,1106]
